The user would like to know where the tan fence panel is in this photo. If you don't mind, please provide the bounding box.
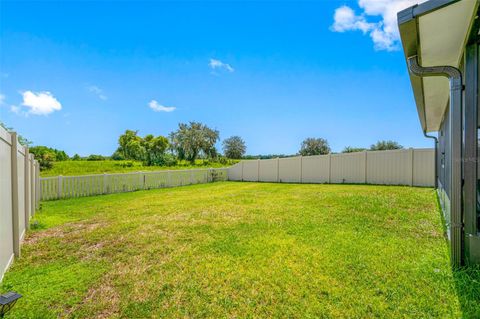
[302,155,330,183]
[279,157,301,183]
[16,146,26,242]
[24,149,31,227]
[259,158,278,182]
[0,127,39,282]
[229,149,433,186]
[35,161,40,209]
[30,156,36,217]
[367,149,412,185]
[330,152,366,183]
[228,163,243,181]
[243,160,259,181]
[0,128,14,282]
[413,148,435,186]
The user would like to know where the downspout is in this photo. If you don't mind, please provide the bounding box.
[423,131,438,188]
[407,55,464,267]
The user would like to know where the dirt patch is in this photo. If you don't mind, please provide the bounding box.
[24,221,105,245]
[79,242,106,261]
[69,278,121,319]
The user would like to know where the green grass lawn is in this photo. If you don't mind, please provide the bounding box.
[40,159,237,177]
[1,182,479,318]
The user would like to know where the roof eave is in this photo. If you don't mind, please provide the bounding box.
[397,0,461,133]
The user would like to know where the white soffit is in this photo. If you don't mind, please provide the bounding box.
[418,0,478,132]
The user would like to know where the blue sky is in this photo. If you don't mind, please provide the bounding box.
[0,0,430,156]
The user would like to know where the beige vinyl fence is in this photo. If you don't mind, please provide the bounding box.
[228,148,434,187]
[40,168,228,201]
[0,126,40,282]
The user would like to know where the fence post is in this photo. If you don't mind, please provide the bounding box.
[57,175,63,199]
[35,160,40,209]
[276,157,280,182]
[241,161,244,181]
[300,156,303,183]
[10,132,20,257]
[190,170,194,184]
[167,170,172,187]
[364,150,368,184]
[257,159,260,182]
[328,153,332,184]
[410,148,414,186]
[30,154,35,217]
[24,147,30,230]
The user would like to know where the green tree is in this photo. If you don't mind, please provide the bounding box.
[29,146,60,170]
[141,134,169,165]
[222,136,246,159]
[115,130,170,165]
[342,146,367,153]
[118,130,141,159]
[111,150,125,160]
[72,154,82,161]
[169,122,220,163]
[54,149,69,161]
[370,140,403,151]
[125,139,146,161]
[299,138,330,156]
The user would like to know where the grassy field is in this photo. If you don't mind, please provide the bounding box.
[1,182,479,318]
[40,159,238,177]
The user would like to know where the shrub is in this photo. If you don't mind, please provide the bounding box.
[299,138,330,156]
[87,154,106,161]
[370,140,403,151]
[111,150,125,161]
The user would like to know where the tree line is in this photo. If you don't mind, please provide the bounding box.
[298,138,403,156]
[111,122,246,165]
[28,122,249,170]
[12,118,404,170]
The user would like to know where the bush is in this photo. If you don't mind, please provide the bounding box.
[218,157,229,165]
[111,150,125,161]
[342,146,367,153]
[114,161,134,168]
[37,157,54,170]
[370,140,403,151]
[149,154,177,167]
[87,154,106,161]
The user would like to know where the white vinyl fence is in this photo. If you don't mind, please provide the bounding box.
[228,148,434,187]
[0,126,40,282]
[40,168,228,201]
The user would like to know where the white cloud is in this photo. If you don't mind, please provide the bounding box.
[209,58,234,73]
[87,85,107,100]
[20,91,62,115]
[331,0,427,51]
[148,100,176,112]
[331,6,374,34]
[0,94,5,105]
[10,105,21,114]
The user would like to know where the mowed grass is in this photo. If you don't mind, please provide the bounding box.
[40,159,238,177]
[1,182,479,318]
